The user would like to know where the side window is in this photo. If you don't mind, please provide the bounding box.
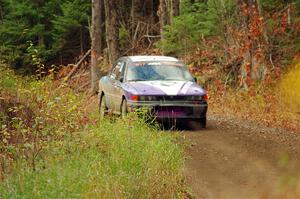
[110,62,122,80]
[110,61,126,82]
[118,62,126,82]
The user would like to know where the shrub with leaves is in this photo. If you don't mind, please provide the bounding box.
[0,64,184,198]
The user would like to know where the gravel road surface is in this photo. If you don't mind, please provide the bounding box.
[183,116,300,199]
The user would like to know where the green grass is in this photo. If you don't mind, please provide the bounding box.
[1,119,184,198]
[0,64,184,198]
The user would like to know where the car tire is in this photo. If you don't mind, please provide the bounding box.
[121,99,128,118]
[199,117,206,128]
[99,95,107,119]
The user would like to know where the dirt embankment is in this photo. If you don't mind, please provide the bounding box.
[183,116,300,199]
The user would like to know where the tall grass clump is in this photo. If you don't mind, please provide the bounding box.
[0,64,184,198]
[0,119,184,198]
[279,60,300,113]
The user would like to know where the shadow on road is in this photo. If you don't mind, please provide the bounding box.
[158,119,215,132]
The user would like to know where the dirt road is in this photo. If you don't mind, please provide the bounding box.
[183,116,300,199]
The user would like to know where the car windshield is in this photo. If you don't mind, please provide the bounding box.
[126,61,194,82]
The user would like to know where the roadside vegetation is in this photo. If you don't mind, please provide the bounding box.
[162,0,300,132]
[208,59,300,132]
[0,64,184,198]
[1,0,299,133]
[1,0,300,198]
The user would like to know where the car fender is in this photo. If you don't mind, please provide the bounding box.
[98,76,110,95]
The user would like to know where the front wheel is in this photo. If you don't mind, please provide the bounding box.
[121,99,128,118]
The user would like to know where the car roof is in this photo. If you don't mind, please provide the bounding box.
[126,56,179,62]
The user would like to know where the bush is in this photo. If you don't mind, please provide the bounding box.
[0,65,184,198]
[0,118,184,198]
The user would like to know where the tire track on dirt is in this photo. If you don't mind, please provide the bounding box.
[183,117,300,199]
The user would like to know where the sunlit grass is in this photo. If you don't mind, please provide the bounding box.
[279,60,300,114]
[0,118,184,198]
[0,65,184,198]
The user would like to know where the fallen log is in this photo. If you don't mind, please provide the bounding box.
[64,49,91,82]
[76,81,91,92]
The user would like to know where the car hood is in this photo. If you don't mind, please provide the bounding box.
[123,81,206,96]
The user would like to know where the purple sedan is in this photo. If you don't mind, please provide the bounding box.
[98,56,208,127]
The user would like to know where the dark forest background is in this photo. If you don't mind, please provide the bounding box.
[1,0,300,89]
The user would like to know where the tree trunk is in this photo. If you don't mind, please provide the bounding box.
[131,0,144,43]
[171,0,180,18]
[104,0,120,64]
[91,0,103,94]
[80,26,84,54]
[236,0,251,89]
[131,0,144,23]
[236,0,267,88]
[158,0,170,41]
[248,0,267,81]
[0,3,3,22]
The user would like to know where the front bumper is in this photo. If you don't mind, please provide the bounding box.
[127,100,207,119]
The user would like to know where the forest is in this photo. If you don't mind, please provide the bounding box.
[1,0,299,88]
[1,0,300,198]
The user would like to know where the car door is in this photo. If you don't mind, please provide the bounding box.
[105,61,122,110]
[111,61,126,113]
[105,60,125,112]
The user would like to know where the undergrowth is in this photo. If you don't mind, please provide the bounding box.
[0,64,184,198]
[279,60,300,113]
[0,119,184,198]
[208,60,300,132]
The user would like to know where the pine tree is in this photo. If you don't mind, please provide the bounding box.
[52,0,91,56]
[0,0,91,71]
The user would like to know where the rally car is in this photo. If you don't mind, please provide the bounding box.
[98,56,208,127]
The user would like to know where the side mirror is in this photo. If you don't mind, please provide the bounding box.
[194,77,197,83]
